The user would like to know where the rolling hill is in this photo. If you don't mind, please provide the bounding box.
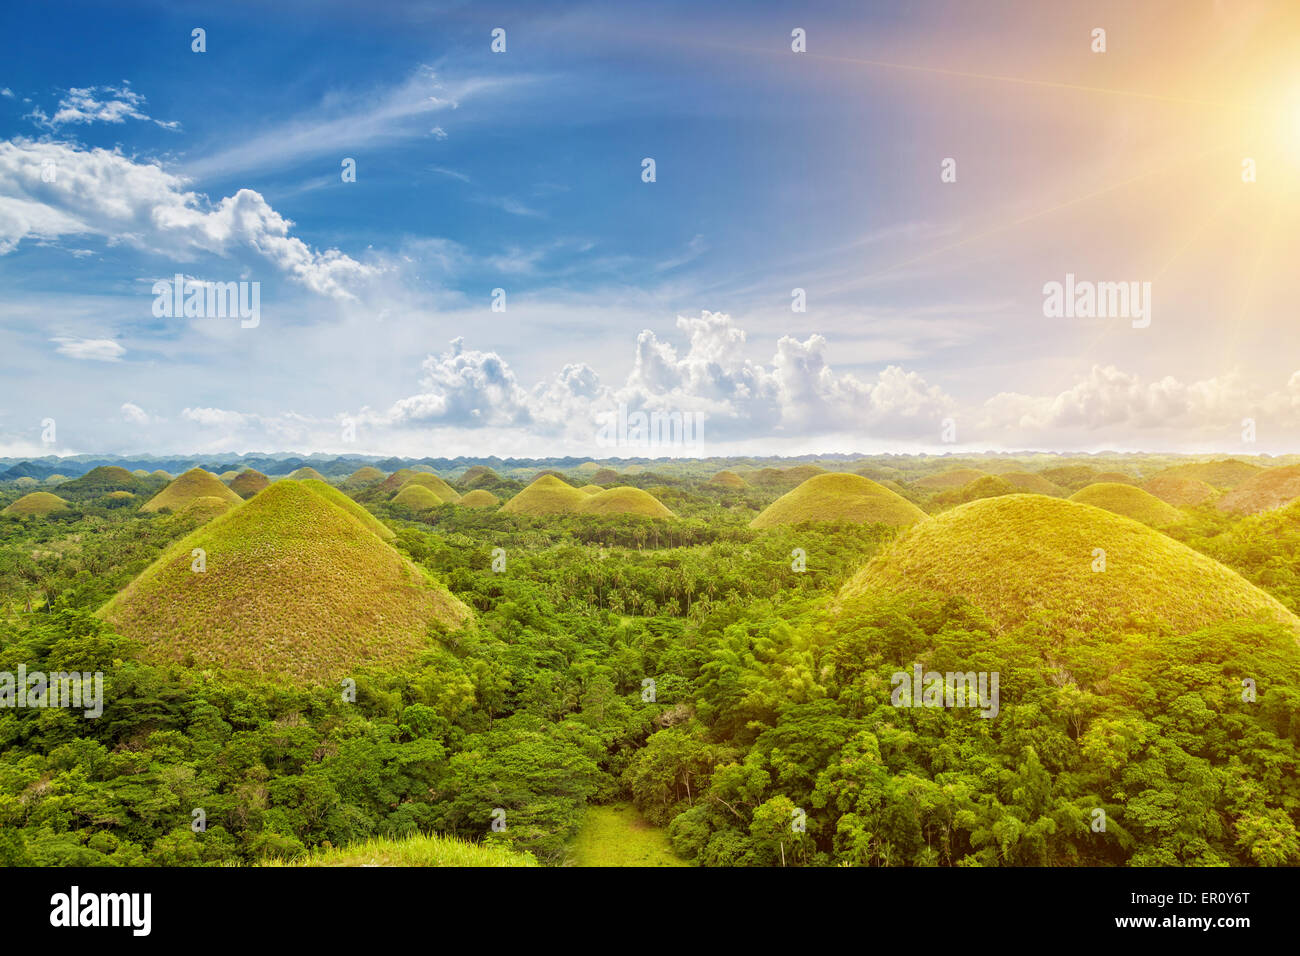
[840,494,1300,639]
[1069,482,1185,527]
[501,475,589,515]
[56,466,143,498]
[459,489,500,508]
[286,466,327,482]
[348,466,387,485]
[1215,465,1300,515]
[141,468,243,513]
[914,468,988,490]
[1153,458,1263,489]
[2,492,71,516]
[708,470,750,489]
[1001,472,1064,495]
[579,486,675,518]
[458,465,501,488]
[750,473,928,530]
[391,484,445,512]
[1142,474,1216,507]
[100,480,469,683]
[229,469,270,498]
[396,473,461,503]
[299,479,395,541]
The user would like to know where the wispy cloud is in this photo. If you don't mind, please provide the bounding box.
[27,83,178,130]
[52,336,125,361]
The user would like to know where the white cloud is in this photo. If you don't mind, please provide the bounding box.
[52,336,125,361]
[0,140,378,298]
[27,84,177,131]
[120,402,152,425]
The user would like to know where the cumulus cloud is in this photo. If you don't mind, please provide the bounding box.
[120,402,152,425]
[52,336,124,361]
[27,84,177,130]
[0,140,377,297]
[382,338,533,428]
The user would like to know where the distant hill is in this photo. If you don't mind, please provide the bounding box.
[392,484,445,511]
[501,475,589,515]
[2,492,71,516]
[579,486,674,518]
[841,494,1299,639]
[348,466,387,485]
[1215,465,1300,515]
[141,468,243,513]
[914,468,988,490]
[56,466,146,499]
[708,470,749,489]
[286,467,327,482]
[1069,482,1185,527]
[230,469,270,498]
[396,473,461,504]
[1142,474,1216,507]
[750,473,927,530]
[100,480,469,683]
[1154,459,1263,490]
[458,465,501,489]
[1001,472,1063,496]
[459,489,499,508]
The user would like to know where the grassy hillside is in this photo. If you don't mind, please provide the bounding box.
[501,475,589,515]
[100,480,470,683]
[396,473,461,503]
[348,466,387,484]
[1001,472,1063,495]
[458,465,501,488]
[1142,473,1216,506]
[286,466,327,482]
[392,483,445,512]
[841,494,1300,639]
[230,469,270,498]
[1216,465,1300,515]
[579,486,675,518]
[2,491,71,516]
[708,470,749,489]
[299,478,395,541]
[1069,482,1185,527]
[57,465,143,498]
[459,489,500,508]
[379,468,419,493]
[914,468,987,490]
[751,473,927,530]
[569,803,687,867]
[263,832,537,867]
[141,468,243,513]
[1154,458,1263,489]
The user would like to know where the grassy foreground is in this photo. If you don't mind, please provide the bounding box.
[263,833,538,867]
[569,802,688,867]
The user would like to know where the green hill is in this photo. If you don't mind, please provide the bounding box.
[100,480,469,684]
[391,484,445,512]
[578,485,603,496]
[914,468,988,490]
[459,489,500,508]
[458,465,501,488]
[750,473,928,530]
[501,475,589,515]
[286,466,327,482]
[1154,458,1263,489]
[841,494,1299,639]
[2,492,71,516]
[1215,465,1300,515]
[708,470,749,489]
[149,470,172,481]
[396,473,461,504]
[131,469,150,478]
[1142,474,1216,507]
[181,495,238,521]
[57,466,142,498]
[141,468,243,513]
[379,468,420,493]
[229,469,270,498]
[751,465,827,489]
[1069,482,1185,527]
[262,832,537,868]
[579,486,675,518]
[1002,472,1064,495]
[348,466,387,485]
[218,470,239,482]
[1038,465,1101,491]
[299,479,395,541]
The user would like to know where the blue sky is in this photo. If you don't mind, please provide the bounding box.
[2,0,1299,457]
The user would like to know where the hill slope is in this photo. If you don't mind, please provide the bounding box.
[841,494,1299,639]
[459,489,500,508]
[392,484,445,511]
[1142,474,1216,507]
[579,486,675,518]
[141,468,243,513]
[708,470,749,489]
[100,480,469,683]
[263,832,537,867]
[396,473,461,504]
[501,475,589,515]
[299,478,395,541]
[750,473,927,530]
[230,469,270,498]
[1215,465,1300,515]
[2,492,71,516]
[1069,482,1185,527]
[1154,458,1262,489]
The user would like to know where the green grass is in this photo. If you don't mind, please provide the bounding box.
[299,478,395,540]
[708,469,749,488]
[459,489,499,508]
[579,486,675,518]
[100,480,469,684]
[262,832,538,867]
[842,494,1300,639]
[286,466,327,482]
[396,473,461,503]
[1069,482,1185,527]
[348,466,387,484]
[569,803,687,867]
[457,465,501,488]
[229,468,270,498]
[750,473,927,529]
[1153,458,1263,489]
[1142,474,1216,506]
[391,483,445,511]
[914,467,988,490]
[501,475,590,515]
[141,468,242,513]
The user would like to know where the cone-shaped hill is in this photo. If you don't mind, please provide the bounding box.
[100,480,469,684]
[501,475,589,515]
[1069,482,1185,527]
[181,496,237,521]
[349,466,387,485]
[1155,458,1262,490]
[840,495,1300,640]
[709,470,750,489]
[750,473,928,530]
[1142,474,1216,507]
[589,468,621,484]
[1001,472,1064,496]
[286,466,327,482]
[299,479,395,541]
[578,485,603,496]
[392,484,445,512]
[57,466,142,498]
[459,489,500,508]
[142,468,243,513]
[230,469,270,498]
[1215,465,1300,515]
[578,486,674,518]
[395,474,460,503]
[150,470,172,481]
[379,468,420,493]
[458,465,501,488]
[2,492,71,516]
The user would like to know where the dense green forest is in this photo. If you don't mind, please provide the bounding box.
[1,460,1298,867]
